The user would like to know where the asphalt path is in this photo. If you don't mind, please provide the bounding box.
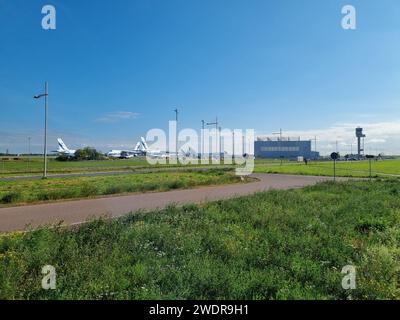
[0,174,339,232]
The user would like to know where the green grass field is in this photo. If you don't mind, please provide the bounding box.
[255,159,400,178]
[2,157,399,179]
[0,156,177,176]
[0,169,246,206]
[1,179,399,299]
[0,156,240,177]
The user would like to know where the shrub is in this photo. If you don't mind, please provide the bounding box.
[36,190,77,201]
[55,155,72,162]
[74,147,105,161]
[105,185,124,195]
[80,184,99,197]
[0,192,21,204]
[142,183,158,192]
[166,181,184,190]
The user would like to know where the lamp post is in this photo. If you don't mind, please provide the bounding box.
[27,136,31,172]
[232,130,235,162]
[34,82,49,179]
[314,136,318,159]
[273,128,283,165]
[218,126,222,159]
[207,117,218,158]
[201,120,205,159]
[173,108,179,157]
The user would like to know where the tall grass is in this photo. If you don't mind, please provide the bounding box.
[254,159,400,178]
[0,169,245,205]
[1,180,399,299]
[0,156,235,176]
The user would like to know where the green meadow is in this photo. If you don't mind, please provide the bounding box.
[0,169,245,206]
[255,159,400,178]
[1,179,399,299]
[0,156,183,176]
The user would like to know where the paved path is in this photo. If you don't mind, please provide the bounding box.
[0,174,337,232]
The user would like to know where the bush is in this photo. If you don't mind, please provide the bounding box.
[105,185,124,195]
[142,183,158,191]
[36,189,77,201]
[166,181,184,189]
[80,184,99,197]
[55,155,72,162]
[74,147,105,161]
[0,192,21,204]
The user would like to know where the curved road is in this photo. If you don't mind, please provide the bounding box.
[0,174,337,232]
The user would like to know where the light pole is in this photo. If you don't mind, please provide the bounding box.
[27,136,31,172]
[34,82,48,179]
[207,117,218,158]
[314,136,317,156]
[201,120,205,159]
[232,130,235,161]
[218,126,222,159]
[273,128,283,165]
[174,108,179,157]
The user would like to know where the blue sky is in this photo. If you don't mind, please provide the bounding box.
[1,0,400,155]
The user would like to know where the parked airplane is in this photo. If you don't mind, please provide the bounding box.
[106,141,144,159]
[54,138,76,157]
[140,137,188,159]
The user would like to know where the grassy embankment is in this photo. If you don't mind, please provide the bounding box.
[255,159,400,178]
[0,156,148,176]
[1,179,399,299]
[0,169,245,206]
[0,156,235,176]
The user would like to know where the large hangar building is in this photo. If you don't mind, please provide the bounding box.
[255,137,319,159]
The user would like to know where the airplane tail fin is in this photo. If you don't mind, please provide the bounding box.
[134,141,141,151]
[141,137,149,151]
[57,138,70,152]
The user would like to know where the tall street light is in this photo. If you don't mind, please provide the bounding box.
[272,128,283,165]
[201,120,205,158]
[34,82,49,178]
[218,126,222,159]
[232,130,235,161]
[314,136,317,155]
[27,136,31,173]
[207,117,218,158]
[173,108,179,157]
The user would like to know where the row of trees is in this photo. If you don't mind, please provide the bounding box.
[56,147,106,161]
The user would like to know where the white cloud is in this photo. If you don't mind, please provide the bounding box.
[95,111,139,123]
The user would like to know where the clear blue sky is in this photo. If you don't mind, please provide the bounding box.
[1,0,400,154]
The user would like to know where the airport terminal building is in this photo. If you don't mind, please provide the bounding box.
[255,137,319,160]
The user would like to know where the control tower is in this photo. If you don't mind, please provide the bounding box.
[355,127,366,160]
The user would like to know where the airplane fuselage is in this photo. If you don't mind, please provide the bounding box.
[106,150,142,158]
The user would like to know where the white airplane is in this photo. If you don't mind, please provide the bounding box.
[106,141,144,159]
[54,138,76,157]
[140,137,187,159]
